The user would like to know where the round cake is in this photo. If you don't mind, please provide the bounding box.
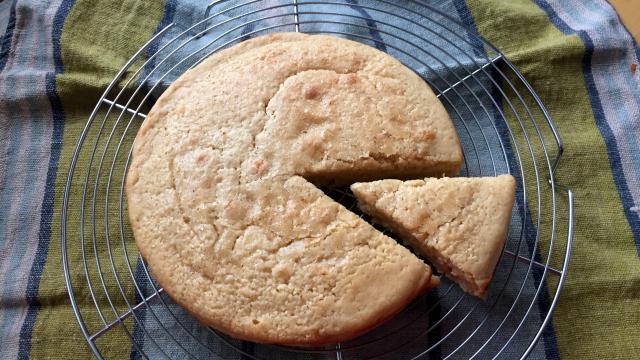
[126,33,462,345]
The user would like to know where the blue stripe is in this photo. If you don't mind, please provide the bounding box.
[345,0,387,52]
[0,80,27,356]
[138,0,177,109]
[453,1,560,358]
[129,262,149,360]
[0,1,34,348]
[0,7,41,341]
[0,0,37,244]
[130,2,177,358]
[142,0,176,80]
[489,66,560,360]
[1,1,60,337]
[534,0,640,255]
[17,0,75,358]
[451,0,485,58]
[240,21,256,42]
[563,2,640,164]
[0,95,49,342]
[562,0,640,255]
[0,0,17,72]
[0,77,25,242]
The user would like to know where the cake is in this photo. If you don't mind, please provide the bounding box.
[351,175,516,297]
[126,33,462,345]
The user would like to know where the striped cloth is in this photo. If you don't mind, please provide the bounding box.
[0,0,638,359]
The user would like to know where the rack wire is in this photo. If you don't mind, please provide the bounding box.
[62,1,574,359]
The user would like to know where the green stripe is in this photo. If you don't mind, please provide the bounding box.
[466,1,640,359]
[31,1,165,358]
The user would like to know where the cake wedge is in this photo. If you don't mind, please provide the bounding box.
[351,175,516,297]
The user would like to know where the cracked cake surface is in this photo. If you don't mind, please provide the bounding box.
[126,33,461,345]
[351,175,516,297]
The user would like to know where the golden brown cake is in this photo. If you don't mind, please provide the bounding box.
[126,33,461,345]
[351,175,516,297]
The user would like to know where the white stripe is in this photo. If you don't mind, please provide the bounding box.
[0,0,63,358]
[547,0,640,211]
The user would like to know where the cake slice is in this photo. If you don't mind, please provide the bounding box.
[351,175,516,297]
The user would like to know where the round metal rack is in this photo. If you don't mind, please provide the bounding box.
[62,1,574,359]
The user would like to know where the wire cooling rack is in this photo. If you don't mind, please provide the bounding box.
[62,1,574,359]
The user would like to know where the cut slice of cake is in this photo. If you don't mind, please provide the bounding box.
[351,175,516,297]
